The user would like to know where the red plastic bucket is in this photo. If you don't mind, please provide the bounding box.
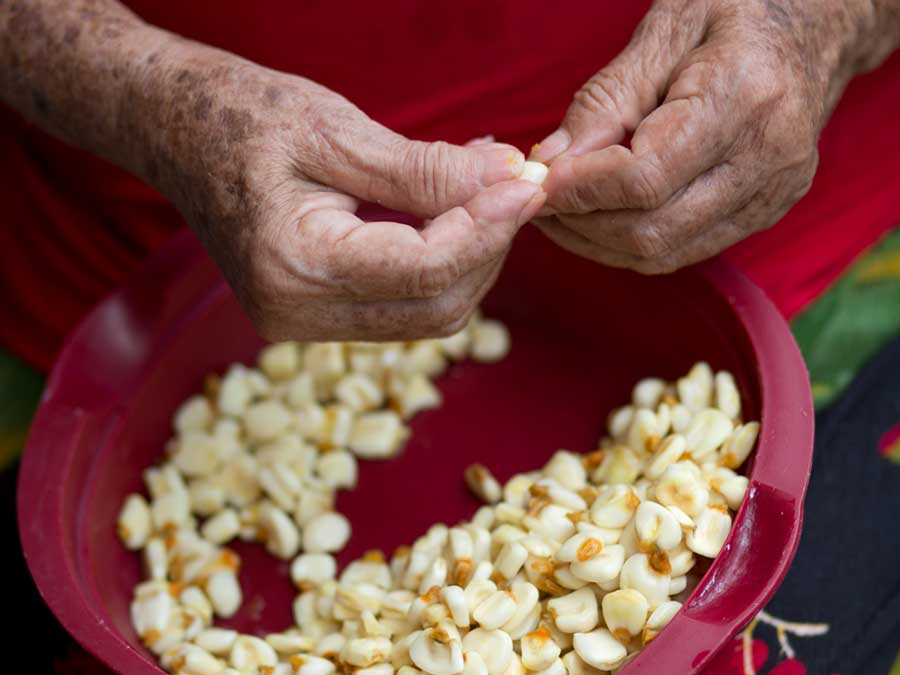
[18,223,813,674]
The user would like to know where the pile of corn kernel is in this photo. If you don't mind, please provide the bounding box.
[119,314,759,675]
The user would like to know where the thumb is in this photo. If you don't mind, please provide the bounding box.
[530,3,709,163]
[302,105,524,217]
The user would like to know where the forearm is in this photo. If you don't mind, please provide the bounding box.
[0,1,163,169]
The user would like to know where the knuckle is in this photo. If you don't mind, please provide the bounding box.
[411,253,460,299]
[574,71,627,117]
[398,140,469,212]
[624,161,670,210]
[622,222,674,261]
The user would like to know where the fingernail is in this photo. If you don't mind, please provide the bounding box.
[466,134,496,147]
[530,129,571,162]
[477,144,525,185]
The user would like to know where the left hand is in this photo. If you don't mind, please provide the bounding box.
[532,0,890,273]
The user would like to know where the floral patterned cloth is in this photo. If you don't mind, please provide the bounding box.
[4,227,900,674]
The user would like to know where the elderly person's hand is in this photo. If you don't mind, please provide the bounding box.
[532,0,900,273]
[130,44,541,341]
[1,2,541,342]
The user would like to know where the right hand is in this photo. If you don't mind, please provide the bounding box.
[129,40,543,341]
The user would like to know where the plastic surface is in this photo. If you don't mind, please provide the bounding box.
[18,222,813,675]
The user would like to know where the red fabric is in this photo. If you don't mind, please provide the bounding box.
[1,1,898,372]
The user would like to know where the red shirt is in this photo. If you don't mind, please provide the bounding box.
[2,1,899,372]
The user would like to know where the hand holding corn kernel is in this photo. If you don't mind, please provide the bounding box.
[120,315,759,675]
[530,0,899,274]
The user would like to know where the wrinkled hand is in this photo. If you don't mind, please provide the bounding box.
[532,0,880,273]
[131,46,541,340]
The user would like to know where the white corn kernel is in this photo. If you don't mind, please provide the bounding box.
[521,627,562,671]
[259,341,301,380]
[568,544,625,584]
[503,473,537,509]
[619,553,670,609]
[464,464,502,504]
[654,462,709,517]
[461,651,489,675]
[547,587,599,633]
[494,541,528,580]
[684,408,733,460]
[395,374,443,419]
[201,508,241,545]
[188,480,227,517]
[304,343,347,399]
[561,650,606,675]
[317,449,358,490]
[143,537,167,581]
[205,570,242,618]
[218,367,252,417]
[343,636,394,667]
[266,631,314,654]
[336,373,385,412]
[293,655,339,675]
[258,503,301,559]
[401,341,447,378]
[627,409,661,453]
[714,371,741,419]
[195,627,238,654]
[304,511,352,553]
[473,590,517,629]
[572,629,627,672]
[441,585,470,627]
[601,589,649,641]
[470,321,511,363]
[591,446,641,485]
[341,557,392,589]
[519,161,549,185]
[244,400,292,442]
[461,628,513,675]
[634,501,682,552]
[644,433,687,481]
[118,494,151,550]
[295,488,335,527]
[590,485,640,528]
[719,422,760,469]
[706,466,749,511]
[499,580,540,638]
[409,627,464,675]
[607,406,634,441]
[553,565,588,591]
[151,490,191,530]
[175,395,213,434]
[230,635,278,671]
[670,403,693,434]
[632,378,665,409]
[643,601,682,644]
[438,329,471,361]
[669,575,687,595]
[686,507,732,558]
[350,411,409,459]
[542,451,587,491]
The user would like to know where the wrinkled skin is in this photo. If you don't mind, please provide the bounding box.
[533,0,900,273]
[1,3,541,342]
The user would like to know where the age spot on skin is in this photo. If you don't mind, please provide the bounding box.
[264,85,282,106]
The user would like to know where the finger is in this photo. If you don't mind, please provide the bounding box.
[536,170,767,274]
[546,162,748,257]
[530,2,710,163]
[299,101,524,217]
[545,51,756,216]
[260,254,507,343]
[340,253,507,341]
[298,179,544,300]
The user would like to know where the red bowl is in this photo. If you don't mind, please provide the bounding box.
[18,223,813,675]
